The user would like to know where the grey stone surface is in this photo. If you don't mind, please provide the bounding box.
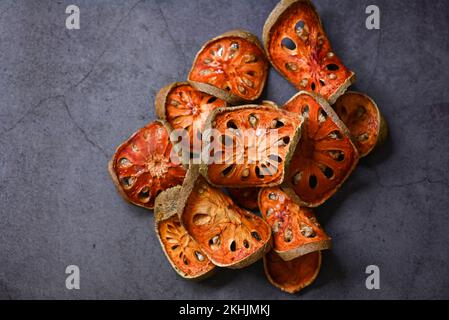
[0,0,448,299]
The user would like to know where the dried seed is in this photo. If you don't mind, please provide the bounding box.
[170,99,180,106]
[285,62,298,71]
[357,106,366,118]
[195,251,205,262]
[237,85,247,94]
[242,168,250,178]
[216,46,224,57]
[266,208,274,217]
[121,176,135,188]
[248,114,258,126]
[293,171,303,185]
[268,192,277,200]
[284,229,293,242]
[244,54,257,63]
[357,133,369,141]
[318,112,326,124]
[119,158,130,167]
[300,78,308,88]
[273,221,281,233]
[200,69,212,76]
[327,52,335,58]
[300,223,315,238]
[131,144,139,152]
[203,58,212,64]
[329,73,337,80]
[211,235,220,245]
[230,42,239,50]
[241,77,254,88]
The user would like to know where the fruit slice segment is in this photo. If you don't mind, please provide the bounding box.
[155,187,215,279]
[155,82,227,158]
[178,167,272,269]
[333,91,388,157]
[264,250,321,294]
[259,187,331,261]
[227,187,260,211]
[200,105,303,188]
[283,92,359,207]
[108,121,187,209]
[188,29,269,104]
[263,0,355,104]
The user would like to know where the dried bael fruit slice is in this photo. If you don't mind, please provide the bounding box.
[177,167,272,269]
[264,250,321,294]
[200,105,303,188]
[227,187,260,211]
[283,91,359,207]
[259,187,331,261]
[188,29,269,104]
[108,121,187,209]
[155,82,227,157]
[263,0,355,104]
[155,186,215,279]
[333,91,388,157]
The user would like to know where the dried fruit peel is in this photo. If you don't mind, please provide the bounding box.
[259,187,331,261]
[283,91,359,207]
[227,187,260,211]
[189,29,269,104]
[333,91,388,157]
[155,82,227,157]
[108,120,187,209]
[200,104,303,188]
[155,186,215,279]
[264,250,321,294]
[263,0,355,104]
[177,166,272,269]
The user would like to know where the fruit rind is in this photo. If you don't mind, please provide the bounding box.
[188,29,268,105]
[263,250,322,294]
[262,0,355,104]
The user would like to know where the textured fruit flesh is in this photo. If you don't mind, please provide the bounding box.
[181,176,271,267]
[333,93,380,156]
[264,250,321,294]
[284,94,358,206]
[165,84,226,153]
[206,106,302,187]
[267,0,353,101]
[259,187,330,256]
[228,187,260,210]
[158,214,214,278]
[111,122,186,209]
[189,37,268,100]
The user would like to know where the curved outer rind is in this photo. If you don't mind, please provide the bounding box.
[188,29,269,105]
[199,104,303,188]
[336,91,388,157]
[257,187,331,261]
[176,166,272,269]
[262,0,355,104]
[281,91,359,207]
[154,187,216,280]
[155,82,189,123]
[108,120,180,210]
[263,250,322,294]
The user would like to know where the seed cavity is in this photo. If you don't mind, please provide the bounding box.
[209,235,220,246]
[204,58,212,64]
[295,21,309,41]
[207,96,217,104]
[328,130,342,140]
[255,166,264,179]
[121,176,135,188]
[358,133,369,141]
[269,154,282,164]
[200,69,212,76]
[293,171,303,185]
[244,54,257,63]
[230,240,236,252]
[266,208,274,217]
[271,119,285,129]
[170,99,180,106]
[281,37,296,50]
[183,256,189,265]
[241,168,250,178]
[318,109,327,123]
[321,166,334,179]
[329,73,337,80]
[119,158,131,167]
[251,231,261,241]
[138,186,150,200]
[227,120,238,129]
[222,164,236,177]
[300,78,308,88]
[216,46,224,57]
[248,114,258,127]
[319,79,325,86]
[327,52,335,58]
[230,42,239,50]
[268,192,277,200]
[309,175,318,189]
[241,77,254,88]
[329,150,345,162]
[302,105,309,118]
[357,105,366,118]
[237,85,247,94]
[286,62,298,71]
[193,213,211,226]
[300,223,315,238]
[273,221,281,233]
[311,82,316,91]
[327,64,339,71]
[131,144,139,152]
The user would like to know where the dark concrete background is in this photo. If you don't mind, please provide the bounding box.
[0,0,448,299]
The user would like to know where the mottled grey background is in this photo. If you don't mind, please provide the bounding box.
[0,0,448,300]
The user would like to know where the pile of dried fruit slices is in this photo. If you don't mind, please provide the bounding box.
[109,0,387,294]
